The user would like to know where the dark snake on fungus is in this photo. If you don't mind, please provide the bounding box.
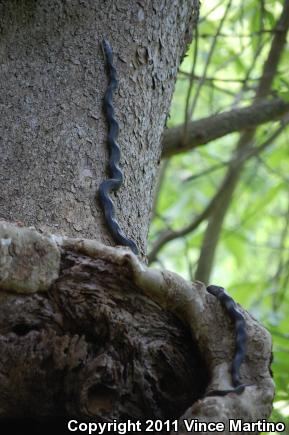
[206,285,248,396]
[99,39,247,396]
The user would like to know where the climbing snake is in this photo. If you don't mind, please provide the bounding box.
[99,39,247,397]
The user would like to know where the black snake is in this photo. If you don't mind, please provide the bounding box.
[99,39,247,396]
[99,39,139,255]
[206,285,247,396]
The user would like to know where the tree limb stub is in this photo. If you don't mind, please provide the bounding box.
[162,97,289,158]
[0,222,274,432]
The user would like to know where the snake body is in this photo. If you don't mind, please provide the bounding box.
[99,39,139,255]
[206,285,247,396]
[100,40,247,396]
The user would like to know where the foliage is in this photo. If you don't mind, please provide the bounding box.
[149,0,289,430]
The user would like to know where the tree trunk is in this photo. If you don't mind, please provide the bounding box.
[0,0,198,256]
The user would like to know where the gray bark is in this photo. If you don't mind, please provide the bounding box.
[0,0,199,257]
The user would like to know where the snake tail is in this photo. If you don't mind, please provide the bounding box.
[206,284,247,395]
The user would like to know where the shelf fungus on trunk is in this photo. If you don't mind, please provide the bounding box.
[0,221,274,433]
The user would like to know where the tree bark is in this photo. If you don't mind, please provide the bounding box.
[0,0,198,256]
[0,224,207,422]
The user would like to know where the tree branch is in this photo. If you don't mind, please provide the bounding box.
[149,121,287,264]
[195,0,289,284]
[162,97,289,158]
[185,0,232,123]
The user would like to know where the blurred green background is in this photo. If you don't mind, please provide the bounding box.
[148,1,289,432]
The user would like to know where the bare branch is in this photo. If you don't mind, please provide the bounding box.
[271,195,289,311]
[179,71,260,83]
[199,29,280,38]
[149,121,288,265]
[162,98,289,158]
[186,0,233,122]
